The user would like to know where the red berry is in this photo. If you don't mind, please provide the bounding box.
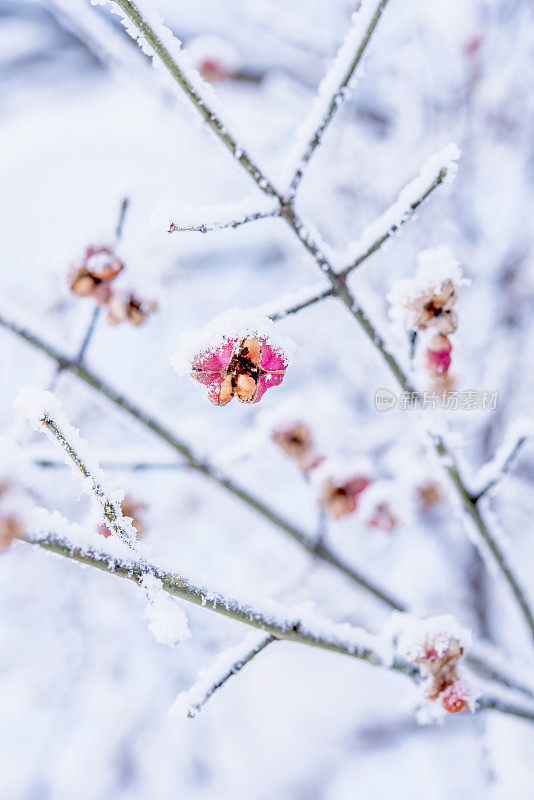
[441,684,468,714]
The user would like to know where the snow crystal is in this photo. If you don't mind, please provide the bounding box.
[140,574,191,646]
[170,308,296,376]
[169,631,269,719]
[149,195,279,233]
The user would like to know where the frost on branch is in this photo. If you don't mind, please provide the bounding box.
[140,575,191,646]
[389,613,477,723]
[472,416,534,498]
[14,386,137,546]
[281,0,388,190]
[150,195,279,234]
[169,632,270,719]
[171,310,293,406]
[334,144,460,270]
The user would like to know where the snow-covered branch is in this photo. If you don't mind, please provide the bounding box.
[170,633,274,719]
[472,416,534,500]
[15,386,138,548]
[284,0,391,193]
[150,196,280,234]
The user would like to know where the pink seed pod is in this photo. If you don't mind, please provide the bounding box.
[70,245,123,299]
[319,475,371,520]
[191,336,288,406]
[425,334,452,377]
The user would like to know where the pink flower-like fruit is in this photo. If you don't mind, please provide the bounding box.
[319,475,371,519]
[70,245,123,301]
[191,336,288,406]
[441,682,469,714]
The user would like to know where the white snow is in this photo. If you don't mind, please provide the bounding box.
[471,416,534,496]
[389,612,472,662]
[140,574,191,646]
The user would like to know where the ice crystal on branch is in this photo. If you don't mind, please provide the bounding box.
[150,195,279,234]
[172,310,292,406]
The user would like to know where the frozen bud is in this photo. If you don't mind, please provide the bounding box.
[70,245,123,299]
[425,334,452,377]
[440,681,469,714]
[191,336,288,406]
[98,495,147,539]
[388,247,466,335]
[105,292,157,326]
[319,475,370,520]
[416,480,443,511]
[416,636,464,701]
[188,35,239,83]
[366,501,397,532]
[272,421,324,473]
[0,514,23,552]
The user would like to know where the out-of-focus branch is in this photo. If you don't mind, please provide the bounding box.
[0,310,402,611]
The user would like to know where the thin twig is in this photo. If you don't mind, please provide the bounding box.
[39,413,136,548]
[34,458,188,472]
[288,0,391,193]
[171,634,275,719]
[473,434,530,502]
[169,208,279,233]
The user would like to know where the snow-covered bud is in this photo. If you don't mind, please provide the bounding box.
[388,247,467,335]
[98,495,147,539]
[105,292,158,327]
[272,421,324,473]
[188,35,239,84]
[394,614,474,717]
[70,245,123,301]
[319,474,370,520]
[425,333,452,377]
[0,513,23,552]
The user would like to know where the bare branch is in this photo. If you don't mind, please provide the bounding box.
[472,417,534,501]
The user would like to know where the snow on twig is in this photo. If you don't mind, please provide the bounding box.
[472,416,534,499]
[336,144,460,272]
[94,0,279,196]
[150,196,280,234]
[282,0,391,193]
[169,632,273,719]
[14,385,138,548]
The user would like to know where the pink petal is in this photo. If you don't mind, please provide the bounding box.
[260,341,288,373]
